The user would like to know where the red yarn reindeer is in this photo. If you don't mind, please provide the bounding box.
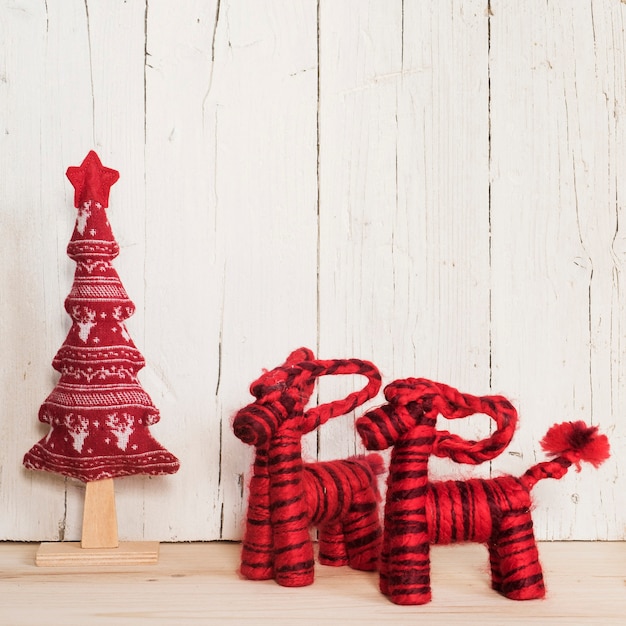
[356,378,610,605]
[232,347,383,587]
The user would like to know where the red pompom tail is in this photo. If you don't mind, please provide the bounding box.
[352,453,386,477]
[540,421,610,470]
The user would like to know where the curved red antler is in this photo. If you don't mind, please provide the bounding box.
[384,378,518,465]
[300,358,382,433]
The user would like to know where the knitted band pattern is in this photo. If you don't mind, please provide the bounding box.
[23,151,179,482]
[355,377,610,605]
[232,348,383,587]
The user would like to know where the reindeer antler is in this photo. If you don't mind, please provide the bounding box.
[384,378,518,465]
[300,358,382,433]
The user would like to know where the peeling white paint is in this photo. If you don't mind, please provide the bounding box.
[0,0,623,542]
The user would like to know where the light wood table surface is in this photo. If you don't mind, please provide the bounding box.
[0,541,623,625]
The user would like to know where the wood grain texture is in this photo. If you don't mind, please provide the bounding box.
[0,0,623,542]
[0,542,624,625]
[317,0,493,477]
[35,541,158,566]
[81,479,118,549]
[489,0,626,540]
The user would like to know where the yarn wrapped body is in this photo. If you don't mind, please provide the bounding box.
[233,348,383,587]
[23,151,179,482]
[356,378,610,605]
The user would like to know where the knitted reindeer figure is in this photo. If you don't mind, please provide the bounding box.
[232,347,383,587]
[356,378,610,605]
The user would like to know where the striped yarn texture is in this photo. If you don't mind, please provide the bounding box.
[233,348,383,587]
[356,377,610,605]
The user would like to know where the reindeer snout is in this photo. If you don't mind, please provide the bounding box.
[232,404,280,447]
[356,405,398,450]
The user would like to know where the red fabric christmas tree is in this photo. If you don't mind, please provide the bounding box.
[23,151,179,482]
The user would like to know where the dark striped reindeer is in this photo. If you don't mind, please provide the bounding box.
[232,347,383,587]
[356,378,610,605]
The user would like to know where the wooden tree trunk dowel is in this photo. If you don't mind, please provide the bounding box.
[81,478,119,549]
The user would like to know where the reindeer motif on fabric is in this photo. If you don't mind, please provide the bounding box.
[356,378,610,605]
[232,347,383,587]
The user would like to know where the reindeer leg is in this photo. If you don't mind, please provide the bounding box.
[493,509,545,600]
[342,497,381,571]
[378,525,391,595]
[272,519,315,587]
[240,464,274,581]
[386,538,431,604]
[487,541,504,593]
[318,522,349,567]
[384,519,432,605]
[382,442,432,604]
[269,442,315,587]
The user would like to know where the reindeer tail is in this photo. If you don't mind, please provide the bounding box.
[364,452,386,477]
[347,453,386,500]
[521,421,610,490]
[348,453,386,477]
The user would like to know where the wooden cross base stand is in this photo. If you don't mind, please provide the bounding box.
[35,478,159,567]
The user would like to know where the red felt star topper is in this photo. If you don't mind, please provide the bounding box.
[66,150,120,208]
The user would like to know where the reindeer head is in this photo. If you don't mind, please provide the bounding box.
[356,378,518,465]
[232,347,381,448]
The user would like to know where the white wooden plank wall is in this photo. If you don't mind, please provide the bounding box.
[0,0,623,542]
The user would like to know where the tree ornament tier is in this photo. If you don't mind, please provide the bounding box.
[52,344,146,381]
[67,237,120,262]
[24,380,179,482]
